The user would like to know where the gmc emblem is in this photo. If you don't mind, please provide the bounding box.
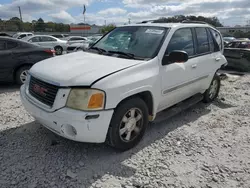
[33,84,48,96]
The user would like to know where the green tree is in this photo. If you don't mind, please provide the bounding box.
[152,15,223,27]
[35,18,45,31]
[101,24,116,34]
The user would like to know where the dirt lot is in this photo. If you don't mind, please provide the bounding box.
[0,74,250,188]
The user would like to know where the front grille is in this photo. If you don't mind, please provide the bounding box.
[29,76,59,107]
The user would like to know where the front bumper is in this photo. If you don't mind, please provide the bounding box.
[20,85,114,143]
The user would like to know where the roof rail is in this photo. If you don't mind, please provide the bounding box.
[136,19,157,24]
[181,20,208,24]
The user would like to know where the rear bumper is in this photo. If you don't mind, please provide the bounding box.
[20,85,114,143]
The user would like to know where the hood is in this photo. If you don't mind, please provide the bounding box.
[30,52,143,86]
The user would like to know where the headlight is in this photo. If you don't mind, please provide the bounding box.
[66,89,105,111]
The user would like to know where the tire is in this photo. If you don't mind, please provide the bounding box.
[106,97,149,151]
[54,46,63,55]
[203,73,221,103]
[15,65,31,85]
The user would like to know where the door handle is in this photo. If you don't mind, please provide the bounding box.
[215,57,221,61]
[191,64,197,68]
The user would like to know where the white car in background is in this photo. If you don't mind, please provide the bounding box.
[12,32,34,39]
[67,35,103,53]
[62,36,87,46]
[23,35,68,55]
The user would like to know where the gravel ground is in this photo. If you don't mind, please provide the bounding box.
[0,74,250,188]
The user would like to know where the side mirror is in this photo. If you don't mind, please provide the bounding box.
[162,50,189,65]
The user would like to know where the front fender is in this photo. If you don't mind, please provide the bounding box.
[92,58,161,118]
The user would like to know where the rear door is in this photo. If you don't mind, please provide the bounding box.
[0,40,16,80]
[192,27,222,91]
[28,36,41,45]
[38,36,57,48]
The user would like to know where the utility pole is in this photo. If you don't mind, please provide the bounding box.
[18,6,23,22]
[105,20,106,26]
[128,18,131,24]
[18,6,23,31]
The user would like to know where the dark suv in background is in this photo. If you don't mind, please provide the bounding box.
[224,40,250,72]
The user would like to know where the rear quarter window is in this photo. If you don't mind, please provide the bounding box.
[210,29,223,50]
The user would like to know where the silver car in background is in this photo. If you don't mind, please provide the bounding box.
[62,36,87,46]
[67,35,103,53]
[22,35,67,55]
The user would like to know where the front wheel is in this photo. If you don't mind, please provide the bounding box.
[106,98,149,151]
[203,73,221,103]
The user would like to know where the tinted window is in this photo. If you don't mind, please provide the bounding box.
[238,42,250,48]
[210,29,223,50]
[70,37,85,41]
[195,28,209,54]
[52,35,62,38]
[167,28,194,56]
[7,41,18,49]
[226,42,239,48]
[30,37,40,42]
[41,36,57,42]
[27,34,33,36]
[0,41,6,50]
[18,34,26,39]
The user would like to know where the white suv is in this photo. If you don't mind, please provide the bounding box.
[20,22,227,150]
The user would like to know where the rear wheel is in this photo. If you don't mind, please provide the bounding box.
[106,98,149,151]
[15,66,31,85]
[203,74,221,103]
[54,46,63,55]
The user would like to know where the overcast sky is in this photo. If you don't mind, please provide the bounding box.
[0,0,249,26]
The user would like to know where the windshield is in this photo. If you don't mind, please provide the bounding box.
[12,33,19,38]
[92,26,168,59]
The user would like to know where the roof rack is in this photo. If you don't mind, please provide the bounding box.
[136,19,157,24]
[181,20,208,25]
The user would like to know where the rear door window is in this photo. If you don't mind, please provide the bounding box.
[195,28,209,54]
[30,37,41,42]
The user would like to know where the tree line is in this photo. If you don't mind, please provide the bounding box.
[0,17,70,32]
[151,15,223,27]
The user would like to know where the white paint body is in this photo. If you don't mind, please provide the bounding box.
[20,23,227,143]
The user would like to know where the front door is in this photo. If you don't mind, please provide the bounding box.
[159,28,200,112]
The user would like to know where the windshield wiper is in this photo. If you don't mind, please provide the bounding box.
[108,50,135,59]
[90,47,107,53]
